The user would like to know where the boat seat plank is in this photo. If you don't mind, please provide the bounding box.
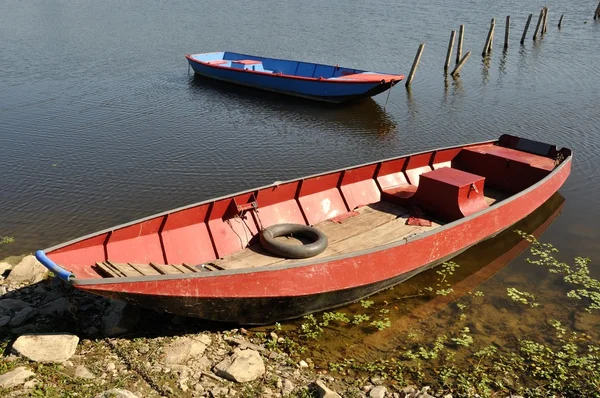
[149,262,186,275]
[95,262,121,278]
[106,261,140,277]
[127,263,161,276]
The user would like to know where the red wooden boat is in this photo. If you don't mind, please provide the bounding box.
[36,134,572,324]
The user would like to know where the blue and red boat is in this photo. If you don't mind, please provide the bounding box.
[185,51,405,103]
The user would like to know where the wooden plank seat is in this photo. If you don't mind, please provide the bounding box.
[95,261,223,278]
[452,145,554,193]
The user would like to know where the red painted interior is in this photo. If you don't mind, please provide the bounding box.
[161,205,216,265]
[106,217,165,264]
[340,164,380,210]
[404,153,434,185]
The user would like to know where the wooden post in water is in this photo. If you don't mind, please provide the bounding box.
[444,30,456,72]
[451,51,471,77]
[533,8,544,40]
[542,7,548,35]
[521,14,533,44]
[482,18,495,56]
[595,2,600,20]
[558,14,564,29]
[405,43,425,88]
[504,16,510,49]
[456,25,464,65]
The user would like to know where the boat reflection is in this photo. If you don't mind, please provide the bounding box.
[279,192,565,361]
[188,75,397,137]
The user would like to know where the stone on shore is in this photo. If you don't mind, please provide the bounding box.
[315,380,341,398]
[74,365,95,379]
[163,337,207,364]
[0,366,35,388]
[12,334,79,362]
[101,300,140,337]
[38,297,71,317]
[214,348,265,382]
[6,255,48,284]
[369,385,387,398]
[9,307,36,328]
[0,298,30,312]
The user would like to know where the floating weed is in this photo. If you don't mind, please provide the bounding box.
[506,287,540,307]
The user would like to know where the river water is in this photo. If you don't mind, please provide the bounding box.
[1,0,599,363]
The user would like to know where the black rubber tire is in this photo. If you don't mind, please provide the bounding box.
[259,223,328,259]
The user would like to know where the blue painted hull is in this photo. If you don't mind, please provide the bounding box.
[185,51,404,104]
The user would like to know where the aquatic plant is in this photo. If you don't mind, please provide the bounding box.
[0,236,14,245]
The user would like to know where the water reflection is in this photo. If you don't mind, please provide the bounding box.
[188,75,397,137]
[276,193,566,364]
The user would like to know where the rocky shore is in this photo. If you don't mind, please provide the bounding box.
[0,255,497,397]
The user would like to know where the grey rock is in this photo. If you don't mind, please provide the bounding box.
[197,333,212,346]
[0,298,30,311]
[6,255,48,284]
[95,389,139,398]
[0,315,11,327]
[163,337,207,364]
[101,300,140,337]
[314,380,341,398]
[282,378,295,395]
[369,386,387,398]
[214,348,265,383]
[39,297,71,316]
[9,306,36,327]
[12,333,79,362]
[74,365,95,379]
[24,378,38,389]
[0,366,35,388]
[371,377,384,385]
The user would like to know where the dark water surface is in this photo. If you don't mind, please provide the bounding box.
[1,0,599,353]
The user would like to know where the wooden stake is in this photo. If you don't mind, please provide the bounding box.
[533,8,544,40]
[451,51,471,77]
[456,25,465,65]
[483,18,495,56]
[504,16,510,49]
[444,30,456,72]
[558,14,564,29]
[405,43,425,87]
[542,7,548,35]
[595,2,600,20]
[521,14,533,44]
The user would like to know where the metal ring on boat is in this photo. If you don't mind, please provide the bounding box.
[260,223,328,259]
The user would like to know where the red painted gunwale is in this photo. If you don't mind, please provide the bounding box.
[41,136,572,309]
[184,55,405,84]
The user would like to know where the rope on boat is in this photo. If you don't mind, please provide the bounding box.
[383,80,397,111]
